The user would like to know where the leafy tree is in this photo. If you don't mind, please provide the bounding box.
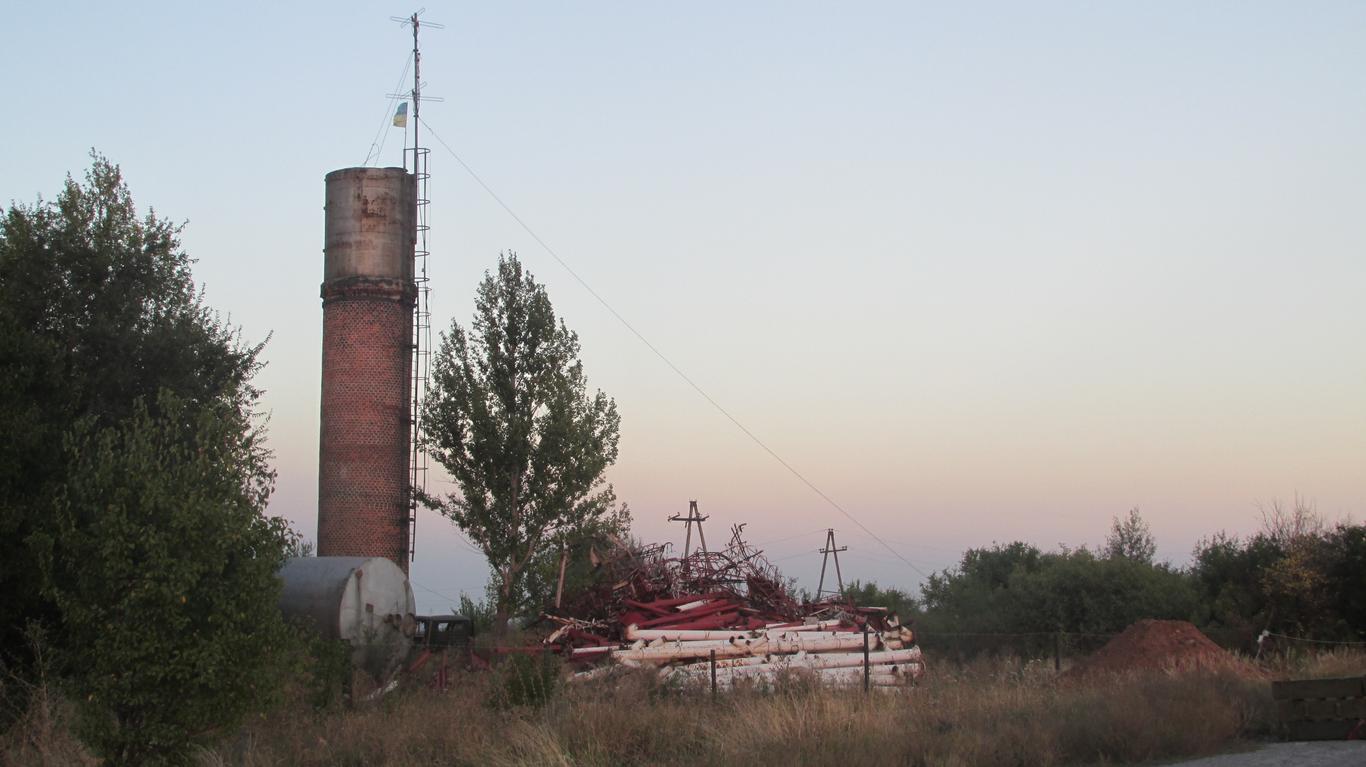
[1252,497,1336,635]
[0,155,293,761]
[458,593,498,636]
[1323,523,1366,637]
[1191,516,1366,640]
[1260,549,1332,636]
[842,580,920,622]
[516,516,628,617]
[33,394,293,764]
[422,254,628,629]
[0,154,265,666]
[920,535,1195,640]
[963,541,1044,585]
[919,542,1044,633]
[1257,495,1324,544]
[1010,549,1197,634]
[1189,531,1283,632]
[1105,507,1157,564]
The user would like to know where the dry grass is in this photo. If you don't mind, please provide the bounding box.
[9,651,1364,766]
[1262,646,1366,680]
[211,657,1281,767]
[0,680,96,767]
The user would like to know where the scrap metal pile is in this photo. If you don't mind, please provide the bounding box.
[541,524,926,688]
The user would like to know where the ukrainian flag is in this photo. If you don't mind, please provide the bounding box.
[393,102,409,128]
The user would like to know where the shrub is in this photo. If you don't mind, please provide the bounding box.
[491,653,561,709]
[33,395,294,764]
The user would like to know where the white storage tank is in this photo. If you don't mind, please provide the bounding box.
[279,556,416,680]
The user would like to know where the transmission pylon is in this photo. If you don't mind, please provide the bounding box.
[668,500,710,562]
[816,528,848,600]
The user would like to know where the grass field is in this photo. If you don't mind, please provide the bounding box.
[8,650,1364,766]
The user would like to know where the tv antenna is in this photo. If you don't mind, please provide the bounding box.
[389,9,445,173]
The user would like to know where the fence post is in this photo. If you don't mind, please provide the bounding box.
[1054,631,1061,672]
[710,649,717,699]
[863,622,871,694]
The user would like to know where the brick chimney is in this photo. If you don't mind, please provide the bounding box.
[317,167,415,571]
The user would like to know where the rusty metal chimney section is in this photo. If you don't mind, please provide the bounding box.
[318,167,416,572]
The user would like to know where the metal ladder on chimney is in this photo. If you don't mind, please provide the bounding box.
[407,144,431,565]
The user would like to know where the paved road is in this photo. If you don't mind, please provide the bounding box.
[1165,741,1366,766]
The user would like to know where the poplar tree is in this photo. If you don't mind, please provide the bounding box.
[422,254,628,629]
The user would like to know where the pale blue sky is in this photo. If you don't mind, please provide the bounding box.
[4,2,1364,611]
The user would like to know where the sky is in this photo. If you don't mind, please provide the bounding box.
[4,2,1364,612]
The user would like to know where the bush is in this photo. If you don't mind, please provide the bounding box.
[491,653,561,709]
[33,395,294,764]
[301,635,354,711]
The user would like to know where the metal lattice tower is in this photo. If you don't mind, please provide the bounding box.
[391,9,443,563]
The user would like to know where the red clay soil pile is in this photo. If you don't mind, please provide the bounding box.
[1067,619,1261,678]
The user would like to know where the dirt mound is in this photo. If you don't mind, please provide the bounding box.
[1067,619,1260,678]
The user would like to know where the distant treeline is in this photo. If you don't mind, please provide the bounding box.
[844,505,1366,656]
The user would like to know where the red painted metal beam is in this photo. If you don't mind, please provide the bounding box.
[657,612,739,631]
[635,599,739,628]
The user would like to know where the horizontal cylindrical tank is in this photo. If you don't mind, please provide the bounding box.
[278,556,416,680]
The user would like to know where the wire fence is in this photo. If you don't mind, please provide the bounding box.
[913,625,1366,669]
[912,626,1265,667]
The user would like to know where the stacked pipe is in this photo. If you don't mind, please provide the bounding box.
[554,595,924,689]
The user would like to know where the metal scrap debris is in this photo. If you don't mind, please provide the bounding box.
[538,522,926,688]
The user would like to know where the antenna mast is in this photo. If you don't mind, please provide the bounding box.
[391,9,443,563]
[409,12,421,173]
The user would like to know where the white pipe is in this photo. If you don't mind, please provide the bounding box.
[627,622,854,642]
[662,652,796,671]
[569,645,614,657]
[612,633,881,664]
[609,631,904,659]
[762,619,845,632]
[772,620,846,633]
[665,656,922,682]
[667,648,922,674]
[575,659,924,685]
[627,627,752,642]
[668,664,907,683]
[632,636,759,649]
[674,665,918,689]
[625,625,865,643]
